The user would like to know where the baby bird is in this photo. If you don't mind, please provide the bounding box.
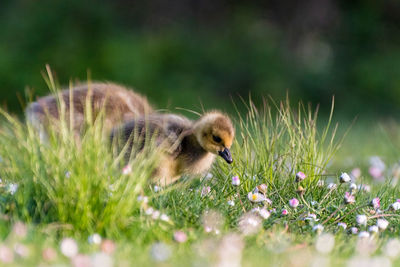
[26,82,153,139]
[111,111,235,185]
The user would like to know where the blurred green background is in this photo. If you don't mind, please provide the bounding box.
[1,0,400,119]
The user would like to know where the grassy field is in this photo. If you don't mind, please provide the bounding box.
[0,80,399,266]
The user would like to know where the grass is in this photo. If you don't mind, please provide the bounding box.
[0,76,399,266]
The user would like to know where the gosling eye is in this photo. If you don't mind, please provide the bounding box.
[212,135,222,143]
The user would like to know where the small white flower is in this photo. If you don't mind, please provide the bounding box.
[350,227,358,234]
[152,210,160,220]
[122,165,132,175]
[60,238,78,258]
[358,231,370,239]
[227,200,235,206]
[349,183,357,192]
[247,192,266,203]
[154,185,161,192]
[358,184,371,192]
[258,208,271,219]
[377,219,389,230]
[369,225,379,233]
[337,222,347,230]
[340,172,351,183]
[296,172,307,182]
[231,176,240,186]
[371,197,380,210]
[356,215,368,226]
[88,233,102,245]
[201,186,211,197]
[289,198,299,208]
[173,231,187,243]
[137,195,149,204]
[8,183,18,195]
[160,214,170,222]
[305,213,319,222]
[145,207,154,215]
[391,202,400,211]
[313,224,324,234]
[311,201,318,206]
[327,183,337,190]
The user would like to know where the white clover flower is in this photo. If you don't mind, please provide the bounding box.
[231,176,240,186]
[391,202,400,211]
[122,165,132,175]
[160,214,170,222]
[152,210,160,220]
[305,213,319,222]
[258,208,271,220]
[358,231,370,239]
[340,172,351,183]
[344,192,355,204]
[327,183,337,190]
[201,186,211,197]
[349,183,357,192]
[337,222,347,230]
[88,233,102,245]
[371,197,380,210]
[145,207,154,215]
[60,238,78,258]
[173,231,187,243]
[350,227,359,235]
[369,225,379,234]
[313,224,324,234]
[247,192,266,203]
[227,200,235,206]
[137,195,149,204]
[8,183,18,195]
[289,198,299,208]
[358,184,371,192]
[377,219,389,231]
[356,215,368,226]
[154,185,161,192]
[296,172,307,182]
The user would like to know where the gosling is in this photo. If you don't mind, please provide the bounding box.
[111,111,234,185]
[26,82,153,140]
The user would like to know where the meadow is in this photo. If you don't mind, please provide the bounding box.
[0,76,399,267]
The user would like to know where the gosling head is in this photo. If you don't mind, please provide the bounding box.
[193,111,235,164]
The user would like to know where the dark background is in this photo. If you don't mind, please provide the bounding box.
[1,0,400,118]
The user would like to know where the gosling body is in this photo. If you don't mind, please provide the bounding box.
[111,111,234,185]
[26,82,153,138]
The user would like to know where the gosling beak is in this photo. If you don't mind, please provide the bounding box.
[218,148,233,164]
